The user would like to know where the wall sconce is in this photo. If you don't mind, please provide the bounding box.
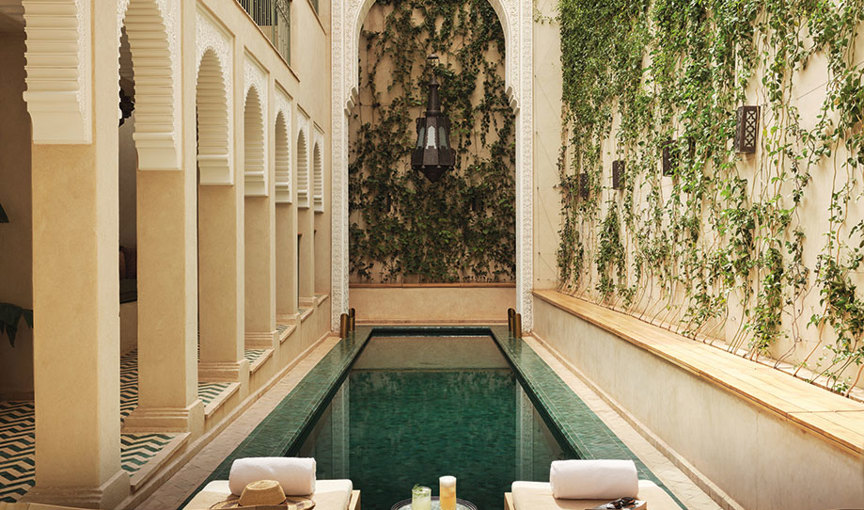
[612,160,625,190]
[579,172,589,200]
[735,105,759,154]
[662,139,678,177]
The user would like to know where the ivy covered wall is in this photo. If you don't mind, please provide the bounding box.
[349,0,515,284]
[555,0,864,395]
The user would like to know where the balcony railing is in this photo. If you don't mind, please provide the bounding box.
[238,0,291,65]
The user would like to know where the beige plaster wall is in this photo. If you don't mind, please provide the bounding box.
[0,31,34,399]
[533,298,864,510]
[531,0,563,291]
[349,286,514,324]
[536,5,864,390]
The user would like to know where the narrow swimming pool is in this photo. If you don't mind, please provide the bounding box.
[296,335,571,509]
[193,326,679,510]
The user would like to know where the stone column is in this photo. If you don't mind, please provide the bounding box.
[298,207,315,306]
[198,185,249,382]
[275,203,299,320]
[24,2,129,507]
[245,194,277,349]
[123,0,203,434]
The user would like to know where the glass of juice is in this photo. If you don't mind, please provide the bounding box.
[439,476,456,510]
[411,485,431,510]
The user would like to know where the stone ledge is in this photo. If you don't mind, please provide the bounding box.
[533,289,864,457]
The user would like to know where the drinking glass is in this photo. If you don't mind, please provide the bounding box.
[411,485,431,510]
[439,476,456,510]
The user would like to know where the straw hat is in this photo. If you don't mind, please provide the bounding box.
[210,480,316,510]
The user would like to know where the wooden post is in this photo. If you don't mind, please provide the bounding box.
[339,313,350,338]
[514,313,522,339]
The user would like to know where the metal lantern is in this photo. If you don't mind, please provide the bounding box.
[412,55,456,182]
[662,139,678,177]
[579,172,589,200]
[612,160,625,190]
[735,105,760,153]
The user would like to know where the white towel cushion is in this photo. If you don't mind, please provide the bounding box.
[228,457,316,496]
[512,480,679,510]
[182,479,354,510]
[549,459,638,499]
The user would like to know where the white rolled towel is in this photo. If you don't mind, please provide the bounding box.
[228,457,317,496]
[549,459,638,500]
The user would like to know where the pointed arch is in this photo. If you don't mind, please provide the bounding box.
[243,86,266,196]
[122,0,181,170]
[275,111,292,203]
[312,138,324,213]
[23,0,91,144]
[197,48,232,185]
[296,127,310,208]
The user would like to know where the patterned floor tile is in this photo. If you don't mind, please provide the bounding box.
[0,401,35,502]
[121,349,139,421]
[0,350,144,502]
[198,382,232,406]
[244,348,267,365]
[121,433,177,475]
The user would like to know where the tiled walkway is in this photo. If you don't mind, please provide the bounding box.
[0,349,234,502]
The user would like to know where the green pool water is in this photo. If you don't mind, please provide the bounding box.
[297,336,573,510]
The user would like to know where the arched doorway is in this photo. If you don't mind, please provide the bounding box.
[243,83,277,351]
[196,45,246,382]
[330,0,534,329]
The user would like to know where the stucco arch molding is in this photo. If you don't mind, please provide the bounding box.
[117,0,183,171]
[22,0,93,144]
[196,8,235,185]
[330,0,534,330]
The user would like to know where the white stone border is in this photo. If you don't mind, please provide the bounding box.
[330,0,533,329]
[243,55,269,197]
[23,0,92,144]
[196,8,234,186]
[274,86,293,204]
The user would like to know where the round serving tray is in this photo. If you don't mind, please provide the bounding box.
[390,497,478,510]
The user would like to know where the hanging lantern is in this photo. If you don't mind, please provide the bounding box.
[412,55,456,182]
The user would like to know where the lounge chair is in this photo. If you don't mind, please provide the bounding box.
[181,479,360,510]
[505,479,680,510]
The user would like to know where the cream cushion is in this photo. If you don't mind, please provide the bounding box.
[182,479,354,510]
[512,480,680,510]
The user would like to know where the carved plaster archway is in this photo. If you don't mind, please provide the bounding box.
[274,88,293,204]
[296,126,310,208]
[243,86,266,197]
[330,0,533,329]
[120,0,182,171]
[275,111,292,204]
[312,137,324,213]
[22,0,92,144]
[196,49,233,185]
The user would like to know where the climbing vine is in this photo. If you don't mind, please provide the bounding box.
[349,0,515,283]
[556,0,864,396]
